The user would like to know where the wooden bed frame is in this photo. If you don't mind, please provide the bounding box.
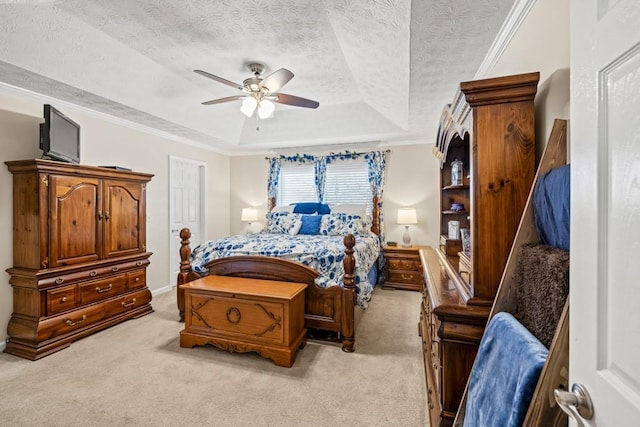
[176,196,380,353]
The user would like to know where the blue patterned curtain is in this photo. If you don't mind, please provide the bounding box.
[266,157,281,206]
[314,157,326,202]
[364,150,388,243]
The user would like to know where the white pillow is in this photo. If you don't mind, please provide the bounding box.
[329,203,367,217]
[271,205,294,213]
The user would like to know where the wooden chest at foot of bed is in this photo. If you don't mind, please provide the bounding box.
[179,275,307,367]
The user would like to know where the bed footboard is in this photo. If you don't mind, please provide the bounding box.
[176,228,357,352]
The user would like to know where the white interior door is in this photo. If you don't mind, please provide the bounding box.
[570,0,640,424]
[169,156,205,285]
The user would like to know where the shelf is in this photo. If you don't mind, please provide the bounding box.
[442,185,469,190]
[442,210,468,215]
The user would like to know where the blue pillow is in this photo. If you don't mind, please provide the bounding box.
[298,214,323,235]
[317,203,331,214]
[533,165,570,251]
[292,202,320,214]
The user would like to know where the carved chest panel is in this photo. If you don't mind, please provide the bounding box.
[180,275,307,367]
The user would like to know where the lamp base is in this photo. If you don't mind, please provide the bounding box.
[401,225,412,247]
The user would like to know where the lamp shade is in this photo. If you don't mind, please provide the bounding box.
[397,207,418,225]
[241,207,258,222]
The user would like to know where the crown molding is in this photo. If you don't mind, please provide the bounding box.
[0,81,231,156]
[474,0,537,79]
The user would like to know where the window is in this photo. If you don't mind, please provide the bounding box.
[275,156,374,215]
[277,162,316,206]
[324,158,373,214]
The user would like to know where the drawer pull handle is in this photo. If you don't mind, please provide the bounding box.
[121,298,137,308]
[401,274,414,280]
[65,315,86,326]
[135,277,140,282]
[112,266,119,272]
[55,277,64,285]
[61,296,68,302]
[136,261,143,267]
[89,270,97,277]
[96,284,113,293]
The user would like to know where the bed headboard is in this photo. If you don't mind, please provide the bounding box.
[268,196,381,236]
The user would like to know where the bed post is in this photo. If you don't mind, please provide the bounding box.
[341,234,356,352]
[371,196,380,235]
[177,228,192,322]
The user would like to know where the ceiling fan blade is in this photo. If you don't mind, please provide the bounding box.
[201,95,246,105]
[259,68,294,92]
[194,70,244,91]
[274,93,319,109]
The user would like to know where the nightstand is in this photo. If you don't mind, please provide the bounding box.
[382,245,430,291]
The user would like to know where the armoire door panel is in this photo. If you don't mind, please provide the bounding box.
[103,180,145,258]
[49,175,101,267]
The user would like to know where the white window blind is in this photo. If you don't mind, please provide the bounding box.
[277,163,317,206]
[324,158,373,214]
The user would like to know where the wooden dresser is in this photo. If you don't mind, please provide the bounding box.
[420,72,539,426]
[382,245,429,291]
[5,159,154,360]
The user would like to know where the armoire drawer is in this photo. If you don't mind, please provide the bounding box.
[104,288,152,318]
[47,285,77,315]
[41,302,108,340]
[79,274,128,305]
[127,269,146,289]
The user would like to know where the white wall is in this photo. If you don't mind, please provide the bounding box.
[0,85,230,345]
[229,143,441,247]
[487,0,570,152]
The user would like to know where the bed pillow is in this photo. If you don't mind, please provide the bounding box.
[319,213,366,236]
[298,214,323,235]
[290,202,331,214]
[292,202,320,214]
[264,212,302,235]
[533,164,570,251]
[317,203,331,214]
[329,203,367,217]
[271,205,294,213]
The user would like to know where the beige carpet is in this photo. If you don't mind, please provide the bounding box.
[0,287,427,426]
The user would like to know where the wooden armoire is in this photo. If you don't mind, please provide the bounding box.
[5,159,154,360]
[419,72,539,426]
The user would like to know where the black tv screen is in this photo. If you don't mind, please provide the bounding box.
[40,104,80,164]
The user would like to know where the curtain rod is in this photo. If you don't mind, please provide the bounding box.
[265,148,390,160]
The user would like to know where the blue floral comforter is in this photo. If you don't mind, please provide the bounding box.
[190,233,381,308]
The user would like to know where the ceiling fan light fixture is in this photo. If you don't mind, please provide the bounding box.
[240,96,257,117]
[258,99,275,119]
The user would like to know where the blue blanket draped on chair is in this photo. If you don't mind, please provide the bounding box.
[464,312,548,427]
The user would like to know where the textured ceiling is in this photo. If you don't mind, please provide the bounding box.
[0,0,515,154]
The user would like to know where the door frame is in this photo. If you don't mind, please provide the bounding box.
[168,155,206,288]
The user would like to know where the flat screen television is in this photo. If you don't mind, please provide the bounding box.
[40,104,81,164]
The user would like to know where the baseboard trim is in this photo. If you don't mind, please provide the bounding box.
[0,340,6,353]
[152,285,173,297]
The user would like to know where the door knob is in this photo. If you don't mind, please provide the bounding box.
[554,383,594,426]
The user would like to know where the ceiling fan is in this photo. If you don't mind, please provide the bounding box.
[194,63,320,119]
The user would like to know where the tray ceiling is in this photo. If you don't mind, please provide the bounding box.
[0,0,515,154]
